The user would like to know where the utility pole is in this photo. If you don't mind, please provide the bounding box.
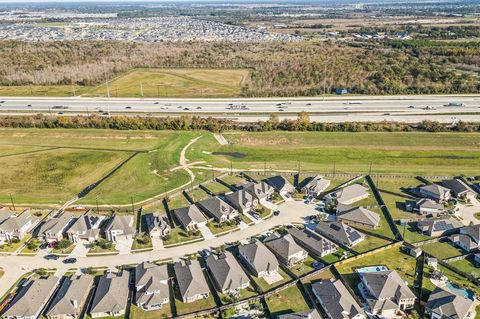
[72,85,76,97]
[157,86,160,98]
[230,160,233,176]
[9,193,15,211]
[263,159,266,176]
[131,196,135,215]
[103,66,110,98]
[95,195,99,213]
[297,160,301,175]
[323,62,327,101]
[140,83,144,98]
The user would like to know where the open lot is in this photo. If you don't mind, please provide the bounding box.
[88,68,250,98]
[220,132,480,175]
[264,284,310,317]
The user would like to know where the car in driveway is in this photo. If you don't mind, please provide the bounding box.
[63,258,77,264]
[44,254,59,260]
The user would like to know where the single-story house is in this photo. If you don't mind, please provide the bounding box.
[264,175,296,197]
[264,233,308,266]
[326,184,370,205]
[196,197,238,223]
[0,212,39,243]
[144,213,171,238]
[173,259,210,303]
[301,175,331,197]
[336,203,380,229]
[66,214,106,244]
[105,215,135,242]
[36,212,74,243]
[287,226,337,258]
[405,198,444,217]
[242,181,275,202]
[238,238,279,278]
[416,218,463,237]
[45,274,94,319]
[89,272,129,318]
[206,251,250,294]
[172,204,207,231]
[312,278,365,319]
[417,184,451,203]
[442,178,476,199]
[224,189,259,214]
[2,276,59,319]
[315,221,365,247]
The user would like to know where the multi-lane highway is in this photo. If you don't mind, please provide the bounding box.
[0,94,479,123]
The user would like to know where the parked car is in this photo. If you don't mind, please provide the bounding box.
[63,258,77,264]
[273,210,280,216]
[44,254,59,260]
[40,242,48,250]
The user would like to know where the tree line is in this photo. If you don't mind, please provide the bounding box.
[0,39,478,96]
[0,114,479,133]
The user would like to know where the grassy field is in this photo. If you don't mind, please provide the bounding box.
[420,241,466,260]
[220,131,480,175]
[0,85,92,97]
[130,304,172,319]
[251,268,292,292]
[336,246,417,294]
[448,256,480,278]
[88,68,250,98]
[264,284,310,317]
[352,235,391,254]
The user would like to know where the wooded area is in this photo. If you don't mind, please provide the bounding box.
[0,40,478,96]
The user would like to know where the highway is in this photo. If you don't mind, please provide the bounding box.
[0,94,479,123]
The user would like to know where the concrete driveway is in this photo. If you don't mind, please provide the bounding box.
[115,238,133,255]
[0,200,317,297]
[455,196,480,226]
[68,243,90,258]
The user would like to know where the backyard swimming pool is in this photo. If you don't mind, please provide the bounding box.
[446,283,474,300]
[355,265,389,274]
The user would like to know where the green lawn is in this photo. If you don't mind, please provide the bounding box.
[448,256,480,279]
[352,235,391,254]
[175,294,217,315]
[320,247,352,264]
[289,255,317,277]
[163,228,203,246]
[206,221,238,235]
[166,194,191,211]
[218,174,248,188]
[130,304,172,319]
[400,223,432,243]
[336,246,417,294]
[87,243,118,255]
[88,68,250,98]
[202,181,232,195]
[251,268,292,292]
[217,285,258,304]
[51,244,76,255]
[265,285,310,317]
[420,241,466,260]
[436,265,480,296]
[220,132,480,176]
[0,234,31,253]
[0,85,93,97]
[186,188,211,202]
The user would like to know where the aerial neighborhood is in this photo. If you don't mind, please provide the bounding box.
[0,173,479,319]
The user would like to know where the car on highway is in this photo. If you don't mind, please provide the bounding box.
[408,105,415,108]
[44,254,59,260]
[0,101,4,103]
[102,111,110,116]
[154,102,159,105]
[58,112,63,115]
[125,106,132,109]
[183,107,190,111]
[344,101,362,105]
[63,258,77,264]
[27,104,32,107]
[196,106,202,109]
[306,103,311,106]
[177,106,183,109]
[160,106,168,109]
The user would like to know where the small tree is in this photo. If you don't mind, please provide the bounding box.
[26,239,40,251]
[56,239,73,250]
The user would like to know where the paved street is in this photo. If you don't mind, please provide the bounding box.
[0,200,317,297]
[0,94,479,123]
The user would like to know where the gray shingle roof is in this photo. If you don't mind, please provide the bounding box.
[287,227,337,257]
[0,212,38,234]
[173,259,210,301]
[302,175,330,195]
[264,175,295,194]
[3,276,59,318]
[312,278,365,319]
[330,184,369,204]
[336,204,380,228]
[67,214,105,235]
[224,190,256,212]
[135,262,169,307]
[206,251,250,292]
[417,218,463,236]
[196,197,237,221]
[442,179,475,197]
[264,233,306,262]
[315,221,365,247]
[238,239,279,275]
[426,287,474,319]
[90,272,129,315]
[461,224,480,242]
[0,209,15,224]
[105,215,135,235]
[278,309,322,319]
[362,270,416,301]
[173,205,207,229]
[242,181,274,200]
[45,274,94,317]
[144,213,170,235]
[36,212,73,238]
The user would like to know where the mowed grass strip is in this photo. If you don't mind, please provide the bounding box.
[219,131,480,175]
[88,68,250,98]
[0,148,131,204]
[0,85,92,97]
